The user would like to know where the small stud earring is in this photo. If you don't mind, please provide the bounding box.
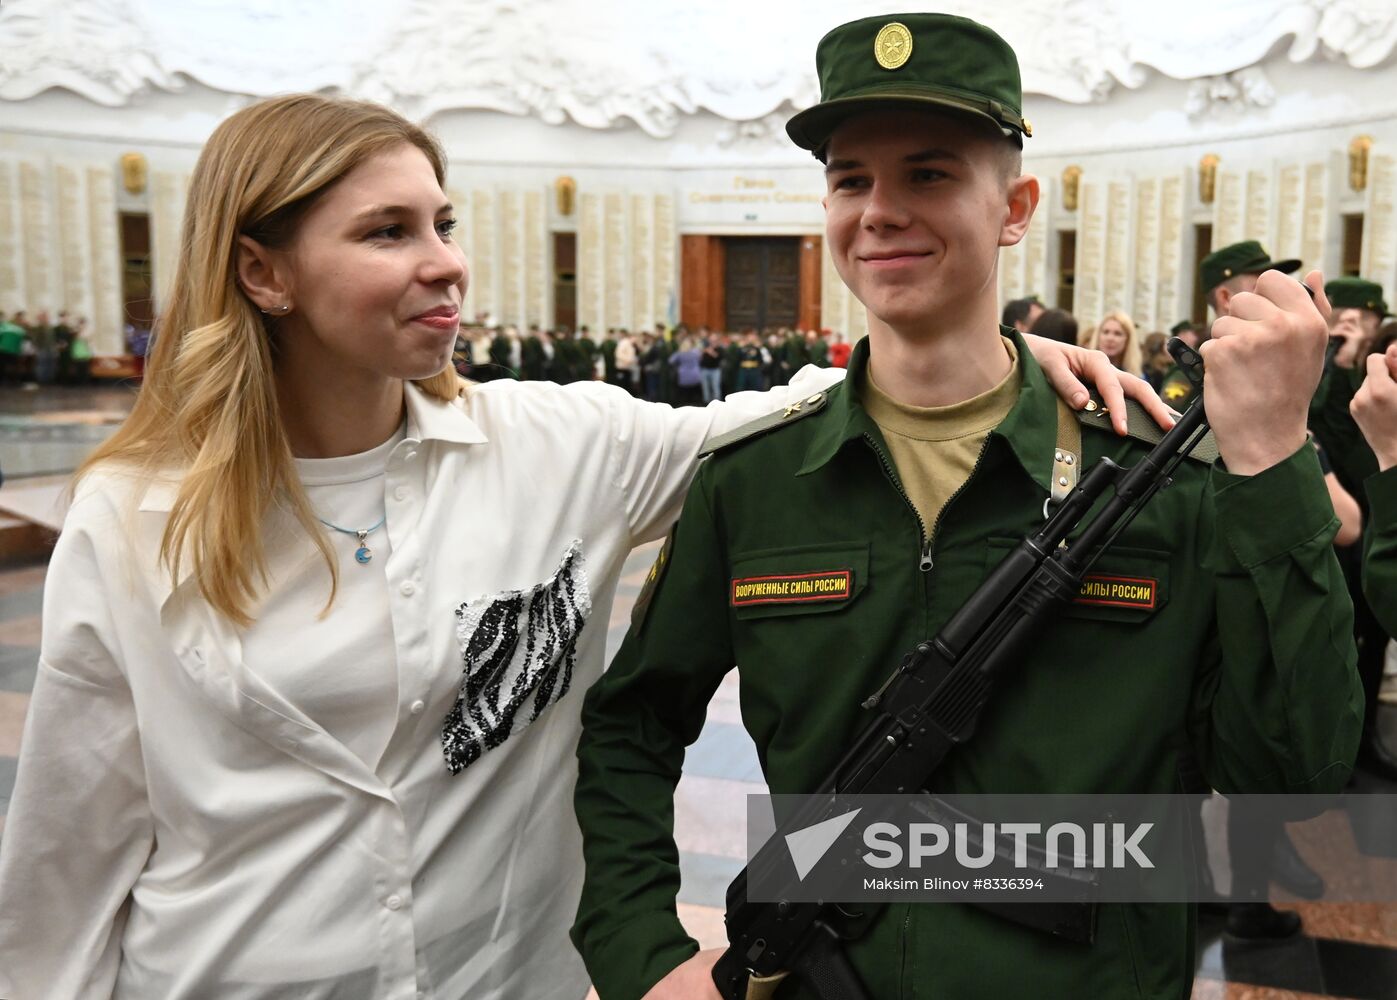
[260,304,291,315]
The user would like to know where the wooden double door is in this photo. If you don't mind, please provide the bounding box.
[723,237,801,331]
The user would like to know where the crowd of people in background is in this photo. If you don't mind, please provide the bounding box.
[449,293,1397,432]
[1003,290,1397,398]
[0,309,95,388]
[452,322,853,404]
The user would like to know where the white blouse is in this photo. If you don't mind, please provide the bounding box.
[0,370,841,1000]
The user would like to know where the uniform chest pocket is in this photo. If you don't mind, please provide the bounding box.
[729,542,869,620]
[984,539,1170,625]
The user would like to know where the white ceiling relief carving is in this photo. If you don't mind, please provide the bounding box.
[2,0,1394,134]
[1184,68,1278,119]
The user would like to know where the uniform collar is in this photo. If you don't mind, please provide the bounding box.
[797,328,1058,494]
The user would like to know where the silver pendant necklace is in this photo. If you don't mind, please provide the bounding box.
[317,514,387,564]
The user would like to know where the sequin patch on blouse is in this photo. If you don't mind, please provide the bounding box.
[442,539,592,773]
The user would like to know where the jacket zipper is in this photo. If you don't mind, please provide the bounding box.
[924,435,995,572]
[863,433,933,572]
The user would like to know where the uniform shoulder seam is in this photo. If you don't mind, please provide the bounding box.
[698,387,835,458]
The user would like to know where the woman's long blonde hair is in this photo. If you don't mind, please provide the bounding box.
[77,95,461,625]
[1090,310,1143,376]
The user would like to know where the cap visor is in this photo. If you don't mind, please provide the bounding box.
[1242,258,1302,277]
[787,92,1010,151]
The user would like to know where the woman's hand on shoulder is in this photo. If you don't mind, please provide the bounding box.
[1022,334,1175,435]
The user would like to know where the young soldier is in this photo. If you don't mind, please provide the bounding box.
[1313,277,1397,777]
[573,14,1361,999]
[1351,332,1397,669]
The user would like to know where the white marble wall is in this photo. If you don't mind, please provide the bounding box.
[1363,153,1397,296]
[576,189,676,333]
[150,169,189,314]
[820,242,867,342]
[1060,141,1394,332]
[0,155,124,353]
[0,142,1390,356]
[0,161,22,313]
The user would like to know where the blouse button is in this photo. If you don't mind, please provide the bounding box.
[410,699,426,715]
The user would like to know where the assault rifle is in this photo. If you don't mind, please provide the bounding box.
[713,340,1212,1000]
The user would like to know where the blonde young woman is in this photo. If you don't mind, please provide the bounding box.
[0,95,1168,1000]
[1090,309,1144,377]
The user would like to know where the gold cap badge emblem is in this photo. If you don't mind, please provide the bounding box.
[874,22,913,70]
[1021,118,1033,137]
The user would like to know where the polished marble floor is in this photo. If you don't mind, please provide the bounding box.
[3,384,1396,999]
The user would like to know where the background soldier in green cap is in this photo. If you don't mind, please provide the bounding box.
[1312,275,1397,777]
[1327,276,1390,369]
[1160,241,1303,410]
[1349,334,1397,716]
[572,13,1361,1000]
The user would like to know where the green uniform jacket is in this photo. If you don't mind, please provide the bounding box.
[521,336,546,381]
[785,334,811,371]
[487,334,514,374]
[573,332,1361,1000]
[0,322,24,355]
[1310,364,1379,506]
[1363,468,1397,637]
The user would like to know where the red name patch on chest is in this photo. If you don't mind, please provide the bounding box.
[731,570,852,607]
[1074,574,1158,611]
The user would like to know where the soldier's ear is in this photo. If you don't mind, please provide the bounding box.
[998,174,1039,248]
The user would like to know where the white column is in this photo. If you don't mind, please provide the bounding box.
[1275,164,1305,262]
[524,188,548,329]
[1155,172,1187,328]
[654,193,677,329]
[0,160,23,311]
[578,192,603,333]
[603,192,626,332]
[630,192,654,330]
[1132,177,1160,331]
[19,160,57,311]
[1300,161,1330,275]
[1075,178,1107,328]
[1213,170,1245,248]
[1362,152,1396,295]
[86,166,122,355]
[470,186,499,324]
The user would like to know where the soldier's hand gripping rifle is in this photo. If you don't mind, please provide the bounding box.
[712,341,1211,1000]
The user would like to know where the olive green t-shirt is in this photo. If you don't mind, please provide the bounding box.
[862,336,1021,541]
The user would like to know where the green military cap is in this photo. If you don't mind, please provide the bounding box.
[1198,240,1300,294]
[1325,276,1389,316]
[1169,320,1196,336]
[786,13,1031,154]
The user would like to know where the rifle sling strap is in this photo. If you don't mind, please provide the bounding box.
[744,970,789,1000]
[1052,397,1083,505]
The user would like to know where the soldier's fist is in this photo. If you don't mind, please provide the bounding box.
[1351,342,1397,473]
[1199,269,1331,476]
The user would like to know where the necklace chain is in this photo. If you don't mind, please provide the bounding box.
[317,514,387,565]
